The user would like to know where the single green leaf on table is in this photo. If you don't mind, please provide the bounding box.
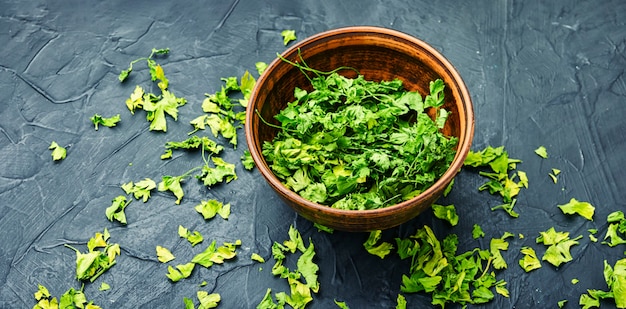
[519,246,542,272]
[241,150,255,170]
[281,29,297,45]
[105,195,131,224]
[49,141,67,161]
[395,294,407,309]
[196,291,221,309]
[251,253,266,263]
[158,174,186,204]
[603,211,626,247]
[153,64,169,90]
[534,146,548,159]
[156,245,176,263]
[490,232,514,270]
[363,230,394,259]
[558,198,595,221]
[256,62,268,75]
[558,299,568,308]
[239,70,256,105]
[491,198,520,218]
[125,85,145,114]
[432,204,459,226]
[334,299,350,309]
[143,90,187,132]
[191,240,241,268]
[472,224,485,239]
[99,282,111,291]
[90,113,121,130]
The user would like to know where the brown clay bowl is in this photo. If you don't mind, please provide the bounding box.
[245,26,474,232]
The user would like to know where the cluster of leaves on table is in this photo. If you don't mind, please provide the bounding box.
[38,39,626,309]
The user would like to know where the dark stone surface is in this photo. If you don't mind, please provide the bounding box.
[1,0,625,308]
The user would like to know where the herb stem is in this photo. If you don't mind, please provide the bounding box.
[255,109,298,133]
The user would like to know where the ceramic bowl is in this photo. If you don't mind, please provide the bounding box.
[245,26,474,232]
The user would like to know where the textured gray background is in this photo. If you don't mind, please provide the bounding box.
[1,0,625,308]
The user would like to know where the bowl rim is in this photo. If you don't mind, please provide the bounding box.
[245,25,474,218]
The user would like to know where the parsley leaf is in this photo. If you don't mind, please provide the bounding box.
[363,230,394,259]
[197,157,237,187]
[105,195,131,224]
[156,245,176,263]
[472,224,485,239]
[534,146,548,159]
[118,48,170,82]
[557,198,595,221]
[281,29,297,45]
[166,263,195,282]
[432,204,459,226]
[519,246,542,272]
[256,62,268,75]
[536,227,582,267]
[241,150,255,170]
[158,174,187,205]
[178,225,204,247]
[49,141,67,161]
[121,178,156,202]
[64,229,120,282]
[194,199,230,220]
[90,114,121,130]
[143,90,187,132]
[602,211,626,247]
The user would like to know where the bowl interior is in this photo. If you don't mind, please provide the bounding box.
[246,27,473,231]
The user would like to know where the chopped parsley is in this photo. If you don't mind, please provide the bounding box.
[49,141,67,161]
[261,60,457,209]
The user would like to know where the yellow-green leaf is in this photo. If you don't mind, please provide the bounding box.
[558,198,595,221]
[156,245,175,263]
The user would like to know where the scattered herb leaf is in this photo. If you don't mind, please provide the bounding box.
[194,199,231,220]
[49,141,67,161]
[534,146,548,159]
[472,224,485,239]
[536,227,582,267]
[363,230,394,259]
[432,204,459,226]
[241,149,255,170]
[519,246,542,272]
[252,253,266,263]
[256,62,268,75]
[557,198,595,221]
[281,30,297,45]
[156,245,176,263]
[122,178,157,202]
[90,114,121,130]
[105,195,131,224]
[178,225,204,246]
[64,229,120,282]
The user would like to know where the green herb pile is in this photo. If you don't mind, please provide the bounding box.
[262,66,458,210]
